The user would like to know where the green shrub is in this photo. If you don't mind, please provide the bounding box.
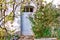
[29,2,60,38]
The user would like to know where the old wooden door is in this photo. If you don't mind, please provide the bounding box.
[21,6,34,35]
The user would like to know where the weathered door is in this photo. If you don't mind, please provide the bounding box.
[21,12,33,35]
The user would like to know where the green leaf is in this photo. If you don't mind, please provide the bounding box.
[5,12,14,23]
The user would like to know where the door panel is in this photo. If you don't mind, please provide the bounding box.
[22,12,33,35]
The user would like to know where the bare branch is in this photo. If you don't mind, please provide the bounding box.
[15,1,24,11]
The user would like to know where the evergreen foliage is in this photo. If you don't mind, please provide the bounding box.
[29,2,60,38]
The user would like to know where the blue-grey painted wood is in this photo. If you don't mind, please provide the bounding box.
[21,12,33,35]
